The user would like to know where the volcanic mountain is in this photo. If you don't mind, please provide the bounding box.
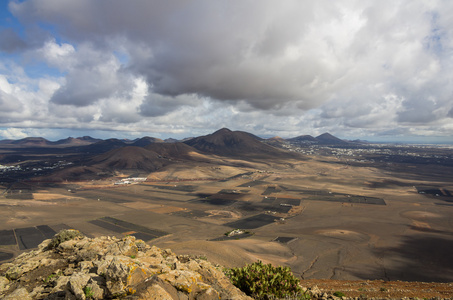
[88,142,201,173]
[285,133,349,145]
[144,142,198,159]
[88,146,168,172]
[0,136,102,147]
[184,128,296,158]
[315,133,349,145]
[130,136,164,147]
[81,139,128,154]
[287,135,318,144]
[10,137,51,146]
[53,136,102,146]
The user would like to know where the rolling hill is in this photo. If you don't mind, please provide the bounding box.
[184,128,295,158]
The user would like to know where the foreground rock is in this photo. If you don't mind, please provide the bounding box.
[0,230,251,299]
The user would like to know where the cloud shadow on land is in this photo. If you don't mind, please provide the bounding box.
[350,235,453,282]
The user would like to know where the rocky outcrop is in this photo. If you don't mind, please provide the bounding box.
[0,230,252,299]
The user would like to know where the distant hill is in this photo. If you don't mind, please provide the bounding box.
[315,133,349,145]
[88,146,168,172]
[131,136,164,147]
[11,137,51,146]
[285,133,349,145]
[145,142,197,159]
[54,136,102,146]
[267,136,286,142]
[265,136,288,148]
[82,139,127,154]
[184,128,295,158]
[164,138,180,143]
[0,136,101,147]
[287,135,318,144]
[0,139,14,144]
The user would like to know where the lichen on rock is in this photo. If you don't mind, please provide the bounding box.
[0,231,252,299]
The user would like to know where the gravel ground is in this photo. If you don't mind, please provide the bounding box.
[302,279,453,299]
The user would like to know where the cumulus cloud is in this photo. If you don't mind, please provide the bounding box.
[0,0,452,140]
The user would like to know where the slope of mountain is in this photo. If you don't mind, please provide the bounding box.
[81,139,127,154]
[268,136,285,142]
[164,138,180,143]
[184,128,294,158]
[0,136,102,147]
[285,133,349,145]
[315,133,348,145]
[88,146,167,172]
[287,135,318,143]
[144,142,197,159]
[131,136,164,147]
[264,136,288,148]
[0,139,14,144]
[87,142,201,173]
[11,137,51,146]
[54,136,102,146]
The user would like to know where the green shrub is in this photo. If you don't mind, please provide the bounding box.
[83,286,94,299]
[333,291,345,297]
[226,261,306,299]
[47,229,85,249]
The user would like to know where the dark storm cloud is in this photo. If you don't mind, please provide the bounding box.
[2,0,453,140]
[9,0,342,110]
[0,28,27,52]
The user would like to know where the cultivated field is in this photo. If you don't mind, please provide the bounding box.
[1,154,453,283]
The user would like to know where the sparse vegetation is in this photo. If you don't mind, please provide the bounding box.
[47,229,85,249]
[83,286,94,299]
[226,261,306,299]
[333,291,346,297]
[43,271,61,285]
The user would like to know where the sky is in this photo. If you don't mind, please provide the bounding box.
[0,1,452,143]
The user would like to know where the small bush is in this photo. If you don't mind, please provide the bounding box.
[333,291,346,297]
[226,261,306,299]
[47,229,85,249]
[83,286,94,299]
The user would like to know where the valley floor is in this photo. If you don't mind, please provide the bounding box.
[1,155,453,293]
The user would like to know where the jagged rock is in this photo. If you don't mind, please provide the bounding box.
[0,276,9,292]
[52,274,70,293]
[67,273,91,299]
[196,287,221,300]
[140,283,175,299]
[3,287,32,300]
[0,234,252,299]
[136,276,180,299]
[105,236,138,256]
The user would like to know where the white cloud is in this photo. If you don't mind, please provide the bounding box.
[0,0,452,141]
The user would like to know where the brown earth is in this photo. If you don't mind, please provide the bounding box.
[302,278,453,299]
[2,143,453,299]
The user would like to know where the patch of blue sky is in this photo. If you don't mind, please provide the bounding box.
[423,11,445,55]
[24,61,66,79]
[0,52,65,84]
[0,1,25,37]
[113,50,130,65]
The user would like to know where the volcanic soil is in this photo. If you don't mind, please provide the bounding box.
[1,152,453,298]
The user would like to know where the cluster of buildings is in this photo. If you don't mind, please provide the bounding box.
[114,177,147,185]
